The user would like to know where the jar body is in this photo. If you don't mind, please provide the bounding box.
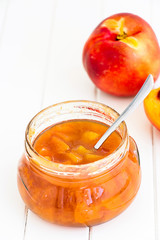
[18,140,141,226]
[17,101,141,226]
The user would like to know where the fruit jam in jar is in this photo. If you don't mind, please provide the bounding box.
[17,101,141,226]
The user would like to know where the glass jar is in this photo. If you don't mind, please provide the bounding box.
[17,100,141,226]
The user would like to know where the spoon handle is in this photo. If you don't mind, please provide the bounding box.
[94,74,154,150]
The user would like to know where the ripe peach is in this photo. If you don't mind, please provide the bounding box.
[83,13,160,96]
[144,87,160,130]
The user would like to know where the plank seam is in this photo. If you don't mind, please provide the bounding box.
[94,87,98,102]
[23,206,28,240]
[89,227,92,240]
[152,126,158,240]
[40,0,58,108]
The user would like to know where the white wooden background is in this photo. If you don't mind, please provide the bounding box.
[0,0,160,239]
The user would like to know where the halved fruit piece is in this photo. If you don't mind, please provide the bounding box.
[144,87,160,131]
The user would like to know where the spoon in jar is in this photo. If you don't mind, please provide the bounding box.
[94,74,154,150]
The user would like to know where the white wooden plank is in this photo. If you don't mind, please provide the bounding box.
[26,0,102,239]
[0,0,9,40]
[0,0,55,239]
[91,0,155,240]
[0,83,27,240]
[153,128,160,240]
[26,212,89,240]
[42,0,103,108]
[100,0,151,22]
[151,1,160,239]
[91,104,154,240]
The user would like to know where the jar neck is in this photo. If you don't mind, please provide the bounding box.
[24,100,129,180]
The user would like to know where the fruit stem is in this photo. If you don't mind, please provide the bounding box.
[116,32,127,40]
[157,90,160,100]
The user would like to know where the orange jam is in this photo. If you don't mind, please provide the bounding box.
[33,120,122,165]
[17,101,141,226]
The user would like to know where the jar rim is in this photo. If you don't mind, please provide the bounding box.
[25,100,129,179]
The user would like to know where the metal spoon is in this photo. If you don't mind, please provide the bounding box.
[94,74,154,150]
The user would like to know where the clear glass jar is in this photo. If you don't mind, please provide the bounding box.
[17,100,141,226]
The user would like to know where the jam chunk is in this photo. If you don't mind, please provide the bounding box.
[51,136,70,152]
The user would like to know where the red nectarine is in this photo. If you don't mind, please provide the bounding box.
[83,13,160,96]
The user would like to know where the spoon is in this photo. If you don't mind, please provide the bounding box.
[94,74,154,150]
